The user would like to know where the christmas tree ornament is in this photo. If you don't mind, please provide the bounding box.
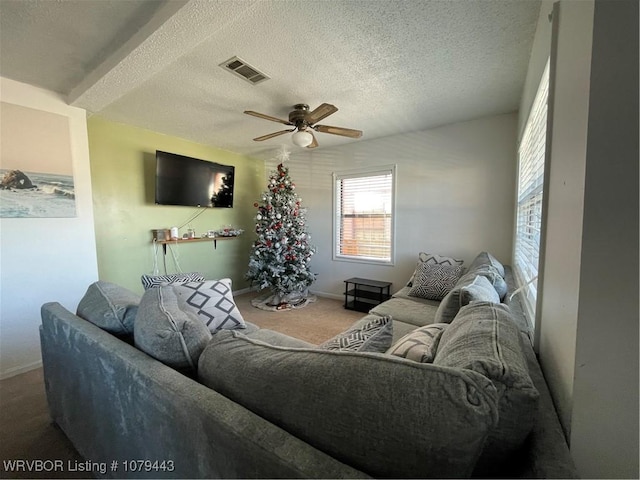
[246,148,317,310]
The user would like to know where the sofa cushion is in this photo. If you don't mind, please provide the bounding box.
[408,263,464,300]
[459,275,500,306]
[247,329,315,348]
[407,251,464,287]
[390,319,420,344]
[199,331,499,478]
[76,281,141,335]
[386,323,448,363]
[468,251,505,278]
[140,271,205,290]
[134,286,212,373]
[370,293,439,327]
[173,279,246,332]
[319,314,392,353]
[434,301,539,471]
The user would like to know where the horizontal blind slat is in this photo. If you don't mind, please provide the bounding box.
[514,60,549,326]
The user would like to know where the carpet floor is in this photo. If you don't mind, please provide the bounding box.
[0,291,362,479]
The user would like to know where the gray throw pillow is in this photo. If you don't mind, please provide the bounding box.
[319,314,393,353]
[408,263,464,300]
[434,302,539,470]
[140,272,205,290]
[459,275,500,306]
[434,267,506,324]
[76,281,141,335]
[468,251,505,278]
[469,265,508,300]
[173,279,246,332]
[407,252,464,287]
[386,323,448,363]
[134,286,212,373]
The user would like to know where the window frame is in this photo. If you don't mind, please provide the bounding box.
[513,59,550,331]
[332,164,396,266]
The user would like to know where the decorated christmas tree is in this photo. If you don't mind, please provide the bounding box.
[246,150,317,308]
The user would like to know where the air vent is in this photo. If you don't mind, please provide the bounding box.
[220,56,269,85]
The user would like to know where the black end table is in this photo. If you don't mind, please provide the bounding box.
[344,277,392,313]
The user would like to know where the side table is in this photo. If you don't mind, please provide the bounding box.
[344,277,392,313]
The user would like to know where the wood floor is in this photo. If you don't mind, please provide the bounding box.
[0,368,86,479]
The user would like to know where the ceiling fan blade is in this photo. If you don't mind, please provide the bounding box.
[253,129,295,141]
[314,124,363,138]
[305,103,338,125]
[244,110,292,125]
[307,130,319,149]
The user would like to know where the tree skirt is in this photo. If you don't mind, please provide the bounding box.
[251,291,317,311]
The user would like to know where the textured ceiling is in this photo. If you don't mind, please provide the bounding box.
[0,0,541,160]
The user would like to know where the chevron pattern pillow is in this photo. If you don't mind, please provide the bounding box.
[408,263,464,300]
[141,272,205,290]
[320,314,393,352]
[386,323,448,363]
[174,279,246,332]
[407,252,464,287]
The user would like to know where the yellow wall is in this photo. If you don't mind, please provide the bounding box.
[87,116,264,294]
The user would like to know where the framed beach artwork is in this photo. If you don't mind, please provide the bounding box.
[0,102,76,218]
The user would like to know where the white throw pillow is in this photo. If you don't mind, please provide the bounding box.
[173,279,246,332]
[386,323,448,363]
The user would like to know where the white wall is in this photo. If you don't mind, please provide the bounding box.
[522,0,639,478]
[0,77,99,379]
[537,0,594,435]
[275,113,517,298]
[518,0,554,138]
[569,0,638,477]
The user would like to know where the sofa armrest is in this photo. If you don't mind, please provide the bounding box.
[40,302,368,479]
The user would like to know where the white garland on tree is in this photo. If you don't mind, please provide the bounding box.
[246,147,317,307]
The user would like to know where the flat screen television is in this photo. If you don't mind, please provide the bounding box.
[155,150,235,208]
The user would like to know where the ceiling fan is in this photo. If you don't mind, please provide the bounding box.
[244,103,363,148]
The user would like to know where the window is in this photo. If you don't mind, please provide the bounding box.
[513,60,550,326]
[333,165,395,264]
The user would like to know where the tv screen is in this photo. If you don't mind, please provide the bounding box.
[155,151,234,208]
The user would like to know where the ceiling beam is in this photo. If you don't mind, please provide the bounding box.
[68,0,260,113]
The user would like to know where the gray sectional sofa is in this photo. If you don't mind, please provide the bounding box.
[39,252,578,478]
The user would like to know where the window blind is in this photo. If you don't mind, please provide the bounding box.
[514,60,549,325]
[334,167,394,263]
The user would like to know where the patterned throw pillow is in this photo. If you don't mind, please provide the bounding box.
[386,323,448,363]
[407,252,464,287]
[173,279,246,332]
[320,314,393,353]
[141,272,205,290]
[408,263,464,300]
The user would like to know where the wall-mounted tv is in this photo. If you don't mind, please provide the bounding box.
[155,150,235,208]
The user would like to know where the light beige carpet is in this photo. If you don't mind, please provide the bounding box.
[0,292,363,479]
[234,290,363,344]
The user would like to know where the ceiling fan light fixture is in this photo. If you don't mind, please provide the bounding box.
[292,129,313,147]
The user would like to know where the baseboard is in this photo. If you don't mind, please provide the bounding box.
[310,290,343,301]
[236,288,344,302]
[0,360,42,380]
